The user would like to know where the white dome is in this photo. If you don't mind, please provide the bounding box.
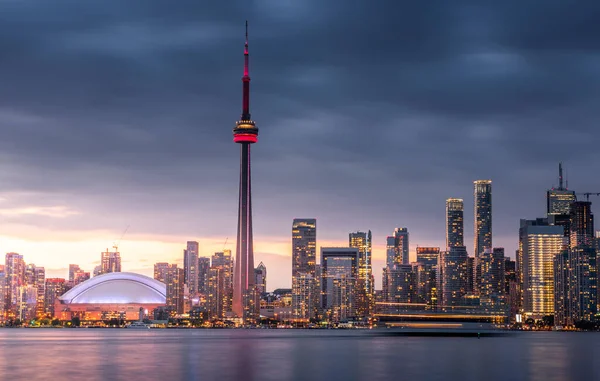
[59,272,166,304]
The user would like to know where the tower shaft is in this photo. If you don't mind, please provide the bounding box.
[232,21,259,320]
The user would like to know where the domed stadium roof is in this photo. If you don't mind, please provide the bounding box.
[59,272,166,304]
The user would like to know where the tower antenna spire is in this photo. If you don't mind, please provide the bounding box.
[241,20,251,120]
[558,162,564,190]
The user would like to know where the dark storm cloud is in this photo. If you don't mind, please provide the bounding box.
[0,1,599,253]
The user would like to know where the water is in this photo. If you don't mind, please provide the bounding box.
[0,329,597,380]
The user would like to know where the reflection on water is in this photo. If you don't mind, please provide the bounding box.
[0,330,597,381]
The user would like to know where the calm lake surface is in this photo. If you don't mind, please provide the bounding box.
[0,329,597,381]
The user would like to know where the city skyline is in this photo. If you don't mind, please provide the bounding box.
[0,2,599,293]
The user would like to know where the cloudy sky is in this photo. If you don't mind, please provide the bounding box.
[0,1,598,290]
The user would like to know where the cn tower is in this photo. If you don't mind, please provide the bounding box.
[232,21,259,319]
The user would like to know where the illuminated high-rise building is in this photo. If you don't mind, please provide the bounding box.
[34,266,45,318]
[291,273,317,322]
[438,246,469,307]
[321,248,358,322]
[446,198,464,249]
[382,264,415,304]
[44,278,66,318]
[416,247,439,267]
[184,241,199,295]
[154,263,184,315]
[232,22,260,320]
[255,262,267,295]
[212,250,234,316]
[349,231,373,318]
[292,219,317,321]
[569,200,596,321]
[520,219,563,317]
[100,249,121,274]
[474,180,492,292]
[197,257,210,295]
[480,248,505,299]
[569,201,594,249]
[69,264,89,286]
[547,163,576,219]
[206,267,226,319]
[292,219,317,277]
[4,253,25,319]
[415,247,440,307]
[386,228,409,267]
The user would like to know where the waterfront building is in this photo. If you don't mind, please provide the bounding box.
[44,278,66,318]
[4,253,25,320]
[386,228,409,267]
[438,246,469,307]
[206,267,226,319]
[184,241,199,295]
[446,198,464,249]
[474,180,492,293]
[520,219,564,317]
[415,247,439,307]
[154,263,185,315]
[321,248,358,322]
[349,231,373,318]
[57,273,166,321]
[504,257,519,319]
[480,248,505,298]
[292,219,317,320]
[197,257,210,295]
[212,250,233,315]
[291,273,317,322]
[382,264,415,304]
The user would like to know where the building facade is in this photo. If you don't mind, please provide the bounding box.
[520,220,564,317]
[446,198,464,249]
[474,180,492,293]
[386,228,409,267]
[184,241,199,296]
[438,246,469,307]
[321,248,358,322]
[349,231,373,318]
[292,219,317,321]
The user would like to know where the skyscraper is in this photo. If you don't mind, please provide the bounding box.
[415,247,439,307]
[232,22,260,320]
[520,219,564,317]
[4,253,25,320]
[567,202,597,322]
[438,246,469,307]
[292,219,317,278]
[382,264,415,304]
[212,250,234,316]
[321,248,358,322]
[197,257,210,295]
[100,249,121,274]
[154,263,185,315]
[474,180,492,293]
[479,247,505,299]
[386,228,409,267]
[349,231,373,318]
[44,278,66,318]
[255,262,267,295]
[569,201,594,249]
[292,219,317,321]
[184,241,199,295]
[446,198,464,249]
[547,163,576,220]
